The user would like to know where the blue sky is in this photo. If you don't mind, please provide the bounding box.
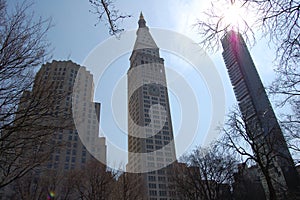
[9,0,278,168]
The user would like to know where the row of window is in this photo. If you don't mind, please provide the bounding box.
[149,175,166,181]
[146,145,172,150]
[147,156,172,161]
[149,190,167,197]
[149,183,167,189]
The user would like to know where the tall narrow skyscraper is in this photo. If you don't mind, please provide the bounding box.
[221,31,300,199]
[127,13,177,200]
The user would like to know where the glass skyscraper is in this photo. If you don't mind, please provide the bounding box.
[221,30,300,199]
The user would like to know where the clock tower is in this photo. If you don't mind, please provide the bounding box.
[127,13,178,200]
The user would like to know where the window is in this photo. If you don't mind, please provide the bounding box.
[165,152,172,157]
[148,162,155,167]
[163,136,170,140]
[155,135,161,139]
[149,183,156,188]
[146,145,154,149]
[155,140,162,145]
[149,190,157,196]
[159,184,166,189]
[148,176,156,181]
[146,139,153,144]
[157,157,163,162]
[159,191,167,196]
[151,97,158,101]
[146,129,152,133]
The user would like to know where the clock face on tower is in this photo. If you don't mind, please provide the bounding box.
[148,84,159,96]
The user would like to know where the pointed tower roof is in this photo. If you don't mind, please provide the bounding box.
[140,12,144,19]
[133,12,158,51]
[138,12,146,28]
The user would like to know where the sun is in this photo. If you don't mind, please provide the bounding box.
[222,2,250,31]
[224,4,241,25]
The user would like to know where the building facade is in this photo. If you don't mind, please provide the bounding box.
[127,13,177,200]
[1,60,107,199]
[35,60,106,171]
[232,163,266,200]
[221,31,300,199]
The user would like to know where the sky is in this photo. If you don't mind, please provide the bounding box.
[8,0,278,169]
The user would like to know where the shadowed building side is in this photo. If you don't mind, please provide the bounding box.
[221,31,300,199]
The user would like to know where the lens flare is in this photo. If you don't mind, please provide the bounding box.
[47,191,55,199]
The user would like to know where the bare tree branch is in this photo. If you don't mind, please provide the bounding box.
[89,0,131,36]
[0,0,77,189]
[172,144,237,200]
[194,0,256,53]
[220,106,299,199]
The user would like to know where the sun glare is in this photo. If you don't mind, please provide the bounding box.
[223,3,247,31]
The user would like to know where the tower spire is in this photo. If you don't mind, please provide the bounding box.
[138,12,146,28]
[139,12,144,20]
[132,12,158,52]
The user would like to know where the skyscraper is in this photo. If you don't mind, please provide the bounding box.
[34,60,106,171]
[127,13,177,200]
[1,60,107,199]
[221,31,300,199]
